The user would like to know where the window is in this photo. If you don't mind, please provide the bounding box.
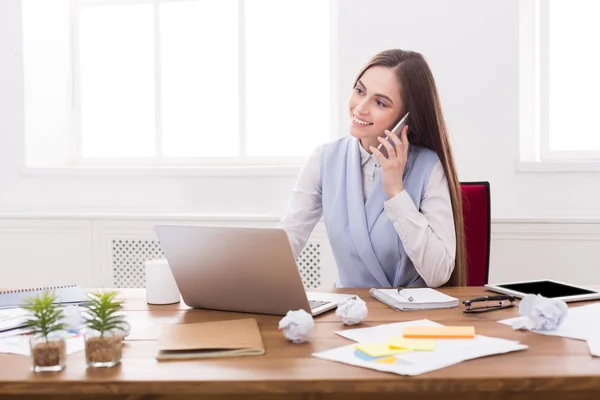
[23,0,333,167]
[520,0,600,167]
[543,0,600,159]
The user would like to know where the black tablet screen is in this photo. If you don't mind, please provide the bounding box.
[498,281,596,298]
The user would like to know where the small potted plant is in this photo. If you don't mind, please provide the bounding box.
[81,291,127,368]
[21,291,68,372]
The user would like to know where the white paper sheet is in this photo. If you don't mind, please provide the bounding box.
[313,319,528,376]
[498,302,600,341]
[0,308,29,332]
[588,338,600,357]
[336,319,442,341]
[0,328,32,339]
[0,333,85,356]
[499,302,600,358]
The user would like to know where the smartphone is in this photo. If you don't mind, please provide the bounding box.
[377,112,410,150]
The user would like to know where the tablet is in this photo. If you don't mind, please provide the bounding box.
[485,279,600,303]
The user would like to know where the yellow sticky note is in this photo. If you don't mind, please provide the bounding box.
[354,343,411,357]
[389,336,435,351]
[403,326,475,339]
[375,355,397,364]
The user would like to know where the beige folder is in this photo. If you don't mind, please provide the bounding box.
[156,318,265,360]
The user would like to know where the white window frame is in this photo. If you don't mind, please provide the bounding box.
[518,0,600,172]
[63,0,338,171]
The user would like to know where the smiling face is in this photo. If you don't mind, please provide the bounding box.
[348,66,404,151]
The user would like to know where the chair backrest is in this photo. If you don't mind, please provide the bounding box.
[460,182,491,286]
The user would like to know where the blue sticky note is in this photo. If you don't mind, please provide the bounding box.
[354,349,387,362]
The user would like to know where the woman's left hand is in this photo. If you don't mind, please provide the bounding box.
[369,125,409,199]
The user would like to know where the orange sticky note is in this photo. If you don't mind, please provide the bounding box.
[402,326,475,339]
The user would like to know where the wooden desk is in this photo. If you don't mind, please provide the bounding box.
[1,287,599,400]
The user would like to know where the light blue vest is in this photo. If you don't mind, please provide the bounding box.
[321,136,440,288]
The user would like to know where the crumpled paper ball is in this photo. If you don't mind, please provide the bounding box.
[512,294,568,331]
[61,305,82,331]
[278,309,315,343]
[336,297,368,326]
[110,321,131,339]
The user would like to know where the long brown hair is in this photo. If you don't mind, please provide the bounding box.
[354,49,466,286]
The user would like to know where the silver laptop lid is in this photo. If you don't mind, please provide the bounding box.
[154,225,312,316]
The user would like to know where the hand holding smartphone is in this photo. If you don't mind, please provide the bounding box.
[377,112,410,150]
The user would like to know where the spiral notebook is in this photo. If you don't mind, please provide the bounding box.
[0,285,87,309]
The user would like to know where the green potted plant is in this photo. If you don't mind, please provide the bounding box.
[81,291,127,368]
[20,291,67,372]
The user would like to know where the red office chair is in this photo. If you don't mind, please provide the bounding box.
[460,182,491,286]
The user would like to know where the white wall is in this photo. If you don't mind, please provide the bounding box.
[338,0,600,218]
[1,0,599,287]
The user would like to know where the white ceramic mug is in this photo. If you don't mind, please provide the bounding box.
[144,259,181,305]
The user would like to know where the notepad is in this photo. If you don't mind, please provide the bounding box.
[389,337,436,351]
[369,288,459,310]
[402,326,475,339]
[156,318,265,360]
[354,343,411,357]
[0,285,87,309]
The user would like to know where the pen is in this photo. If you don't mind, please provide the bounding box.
[397,289,414,302]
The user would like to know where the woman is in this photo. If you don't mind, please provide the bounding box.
[277,49,466,288]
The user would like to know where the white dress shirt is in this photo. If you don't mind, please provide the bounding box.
[276,142,456,288]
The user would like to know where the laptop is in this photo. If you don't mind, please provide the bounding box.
[154,225,355,316]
